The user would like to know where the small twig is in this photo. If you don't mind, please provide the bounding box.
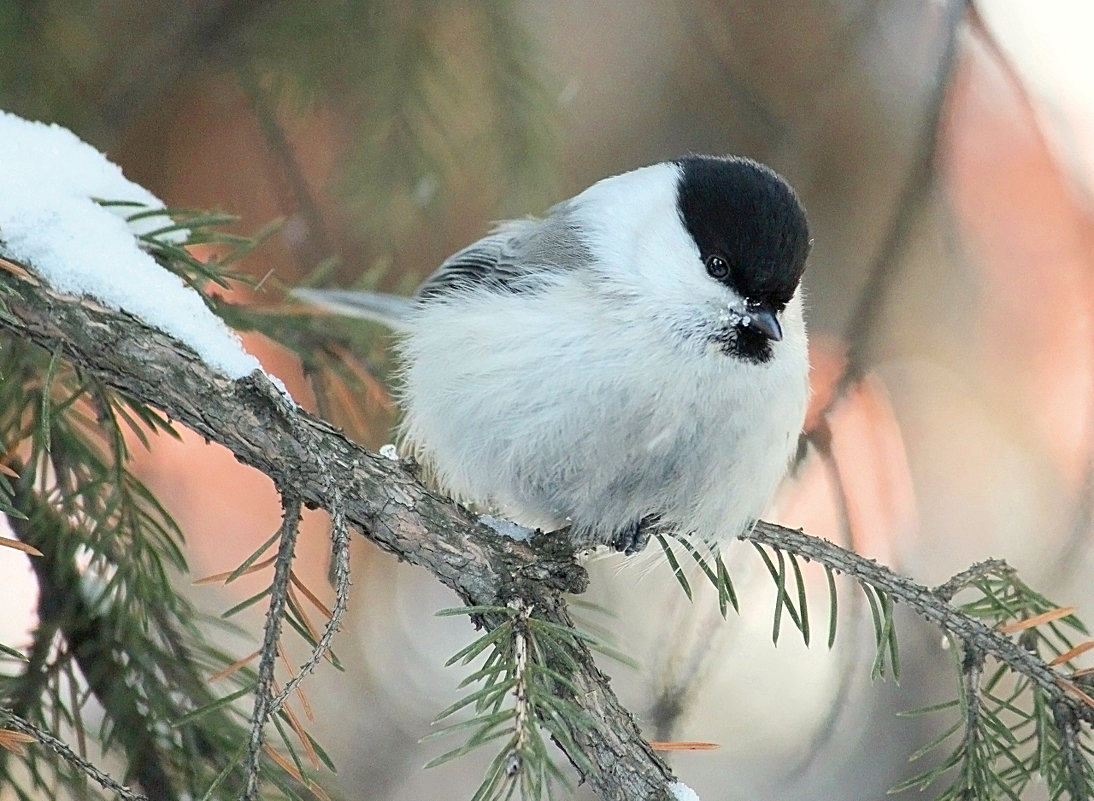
[244,495,303,801]
[1054,701,1092,801]
[509,599,531,777]
[934,559,1012,602]
[743,522,1094,726]
[267,501,352,715]
[961,646,985,756]
[0,709,151,801]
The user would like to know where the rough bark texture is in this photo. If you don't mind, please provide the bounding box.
[6,258,1092,800]
[0,261,677,801]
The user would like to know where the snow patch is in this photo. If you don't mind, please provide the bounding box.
[479,514,534,542]
[0,110,263,380]
[669,781,701,801]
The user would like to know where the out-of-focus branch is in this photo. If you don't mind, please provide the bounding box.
[781,429,865,780]
[238,63,335,272]
[833,0,969,398]
[8,464,181,800]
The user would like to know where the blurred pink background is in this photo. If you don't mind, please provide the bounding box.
[3,2,1093,799]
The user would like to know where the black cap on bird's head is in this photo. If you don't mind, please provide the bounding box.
[674,155,811,362]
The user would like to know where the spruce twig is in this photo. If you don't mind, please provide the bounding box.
[243,496,303,801]
[0,711,151,801]
[5,250,1094,799]
[267,502,351,716]
[745,522,1094,724]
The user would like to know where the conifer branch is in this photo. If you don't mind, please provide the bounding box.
[244,496,302,801]
[745,521,1094,726]
[266,504,350,717]
[3,251,1092,799]
[0,261,672,799]
[0,710,151,801]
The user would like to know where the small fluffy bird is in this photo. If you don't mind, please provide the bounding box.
[296,156,811,554]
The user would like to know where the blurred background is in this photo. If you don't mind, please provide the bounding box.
[2,0,1094,799]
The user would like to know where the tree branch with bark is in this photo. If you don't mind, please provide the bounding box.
[1,250,1093,800]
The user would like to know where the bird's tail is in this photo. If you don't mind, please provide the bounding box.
[291,288,415,330]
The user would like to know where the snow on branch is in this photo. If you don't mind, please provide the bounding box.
[0,110,260,378]
[3,111,1093,801]
[0,256,682,800]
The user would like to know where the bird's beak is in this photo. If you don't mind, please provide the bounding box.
[743,302,782,342]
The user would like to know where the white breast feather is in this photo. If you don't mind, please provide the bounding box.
[395,163,809,546]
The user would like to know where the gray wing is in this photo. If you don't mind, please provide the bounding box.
[294,206,593,327]
[415,206,593,300]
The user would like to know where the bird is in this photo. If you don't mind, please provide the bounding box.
[295,155,811,555]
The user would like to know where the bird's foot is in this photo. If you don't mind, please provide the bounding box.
[611,516,658,555]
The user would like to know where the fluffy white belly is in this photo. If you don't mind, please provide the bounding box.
[396,289,809,547]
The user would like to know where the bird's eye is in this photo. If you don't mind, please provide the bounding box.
[705,255,729,280]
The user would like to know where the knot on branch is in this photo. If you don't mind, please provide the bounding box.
[484,529,589,600]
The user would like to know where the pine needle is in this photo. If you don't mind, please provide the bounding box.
[193,555,277,586]
[289,571,333,619]
[0,535,42,556]
[998,607,1079,633]
[0,729,36,756]
[207,649,262,684]
[1049,641,1094,667]
[648,741,720,751]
